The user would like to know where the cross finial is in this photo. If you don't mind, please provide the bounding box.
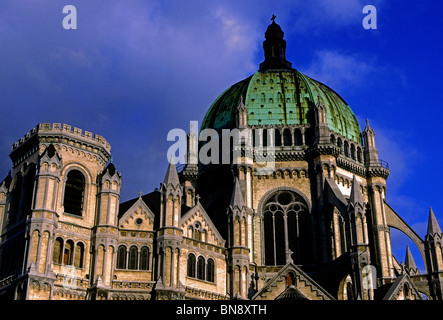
[271,14,276,23]
[138,190,143,198]
[195,194,201,203]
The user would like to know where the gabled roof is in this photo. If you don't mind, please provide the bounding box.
[381,274,422,300]
[252,263,335,301]
[119,190,161,220]
[181,201,225,246]
[118,195,155,227]
[324,177,348,214]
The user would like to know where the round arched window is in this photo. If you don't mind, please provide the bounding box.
[262,190,310,266]
[63,170,85,216]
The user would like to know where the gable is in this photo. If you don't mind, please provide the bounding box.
[181,202,225,247]
[118,197,155,231]
[252,263,335,301]
[382,274,422,300]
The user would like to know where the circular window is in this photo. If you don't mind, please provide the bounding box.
[278,192,292,205]
[135,218,143,225]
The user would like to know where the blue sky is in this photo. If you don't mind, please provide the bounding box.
[1,0,442,272]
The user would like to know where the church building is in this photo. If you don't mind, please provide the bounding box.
[0,19,442,300]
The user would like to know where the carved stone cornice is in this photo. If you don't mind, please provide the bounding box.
[366,166,390,180]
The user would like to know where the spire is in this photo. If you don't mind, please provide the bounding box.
[427,207,442,237]
[259,15,292,71]
[404,245,419,274]
[103,161,117,176]
[229,177,245,209]
[349,175,365,207]
[163,155,180,187]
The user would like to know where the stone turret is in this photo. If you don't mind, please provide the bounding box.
[424,207,443,300]
[227,177,250,299]
[155,157,185,299]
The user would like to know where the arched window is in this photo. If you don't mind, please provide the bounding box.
[128,246,138,270]
[139,246,150,270]
[206,258,215,283]
[187,253,196,278]
[194,222,202,241]
[262,129,268,147]
[197,256,205,280]
[344,141,349,157]
[275,129,282,147]
[53,237,63,264]
[357,147,363,163]
[74,242,84,268]
[117,245,127,269]
[283,129,292,146]
[337,138,343,153]
[350,144,356,160]
[293,129,302,146]
[346,281,354,300]
[64,240,74,265]
[286,272,295,286]
[63,170,85,216]
[262,190,310,265]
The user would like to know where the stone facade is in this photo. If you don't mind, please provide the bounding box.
[0,21,442,301]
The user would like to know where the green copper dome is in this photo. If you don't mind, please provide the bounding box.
[201,21,362,144]
[201,70,362,144]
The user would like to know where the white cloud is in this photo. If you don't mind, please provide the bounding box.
[301,50,375,91]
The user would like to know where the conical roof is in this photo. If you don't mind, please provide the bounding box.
[230,177,245,209]
[349,175,364,206]
[404,245,419,274]
[163,156,180,187]
[427,207,442,237]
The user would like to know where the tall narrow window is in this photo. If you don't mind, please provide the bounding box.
[64,240,74,265]
[283,129,292,146]
[263,211,274,265]
[53,237,63,264]
[197,256,205,280]
[187,253,196,277]
[74,242,84,268]
[263,190,310,265]
[206,258,215,283]
[275,129,282,147]
[194,222,201,241]
[344,142,349,157]
[117,245,127,269]
[140,246,150,270]
[293,129,302,146]
[128,246,138,270]
[63,170,85,216]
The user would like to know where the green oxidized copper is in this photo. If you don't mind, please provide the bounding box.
[201,19,362,144]
[201,69,362,144]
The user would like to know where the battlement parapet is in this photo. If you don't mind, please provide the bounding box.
[11,123,111,154]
